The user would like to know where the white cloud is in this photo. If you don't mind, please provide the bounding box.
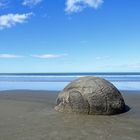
[0,13,33,30]
[0,54,23,58]
[121,63,140,69]
[102,63,140,70]
[96,56,110,60]
[22,0,43,6]
[32,54,67,59]
[65,0,103,13]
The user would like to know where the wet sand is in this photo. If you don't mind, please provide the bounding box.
[0,90,140,140]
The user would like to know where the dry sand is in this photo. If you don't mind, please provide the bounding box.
[0,90,140,140]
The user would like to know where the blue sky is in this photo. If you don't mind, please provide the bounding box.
[0,0,140,73]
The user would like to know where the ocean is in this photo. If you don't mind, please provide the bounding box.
[0,73,140,91]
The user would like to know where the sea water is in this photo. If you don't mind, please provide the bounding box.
[0,73,140,91]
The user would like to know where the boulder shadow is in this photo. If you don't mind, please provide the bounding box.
[111,105,131,116]
[124,105,131,113]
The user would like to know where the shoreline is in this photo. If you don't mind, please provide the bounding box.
[0,90,140,140]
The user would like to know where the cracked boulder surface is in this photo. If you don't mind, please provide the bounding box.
[55,76,125,115]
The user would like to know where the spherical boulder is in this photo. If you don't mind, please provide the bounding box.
[55,76,125,115]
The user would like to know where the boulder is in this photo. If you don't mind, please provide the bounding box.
[55,76,125,115]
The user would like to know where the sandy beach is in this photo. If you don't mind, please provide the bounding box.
[0,90,140,140]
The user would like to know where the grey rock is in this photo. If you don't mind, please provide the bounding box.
[55,76,125,115]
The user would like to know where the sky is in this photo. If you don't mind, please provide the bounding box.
[0,0,140,73]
